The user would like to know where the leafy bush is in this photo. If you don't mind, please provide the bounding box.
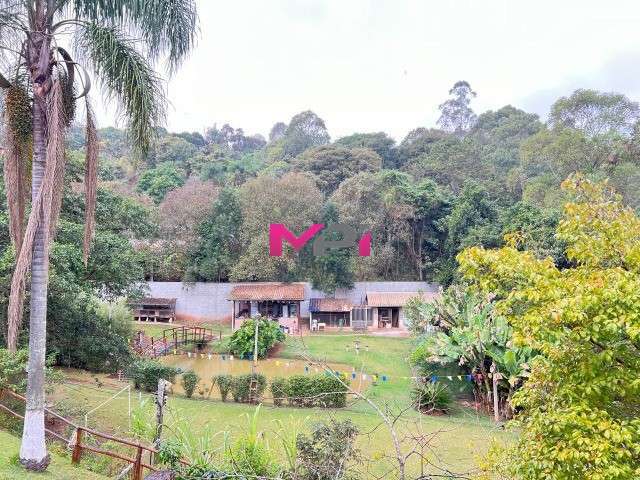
[228,316,285,359]
[411,381,453,413]
[0,348,28,392]
[270,377,288,407]
[230,373,267,403]
[127,359,179,392]
[296,419,359,480]
[181,370,200,398]
[49,295,134,373]
[285,374,348,408]
[214,374,233,402]
[226,406,280,479]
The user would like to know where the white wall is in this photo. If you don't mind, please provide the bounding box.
[145,281,439,321]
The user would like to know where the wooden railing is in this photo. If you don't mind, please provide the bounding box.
[0,389,165,480]
[135,326,222,357]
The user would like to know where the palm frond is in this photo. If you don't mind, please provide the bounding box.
[7,79,67,351]
[82,100,98,265]
[75,23,166,156]
[69,0,198,72]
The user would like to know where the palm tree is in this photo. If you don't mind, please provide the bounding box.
[0,0,197,470]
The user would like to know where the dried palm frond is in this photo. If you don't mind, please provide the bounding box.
[7,79,66,351]
[82,100,98,265]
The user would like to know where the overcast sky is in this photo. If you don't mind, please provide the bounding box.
[95,0,640,142]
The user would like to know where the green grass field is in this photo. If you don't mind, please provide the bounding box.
[43,333,503,478]
[0,430,108,480]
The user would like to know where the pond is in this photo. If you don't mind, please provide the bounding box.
[160,352,373,397]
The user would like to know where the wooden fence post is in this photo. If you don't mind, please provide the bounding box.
[132,445,143,480]
[71,427,83,464]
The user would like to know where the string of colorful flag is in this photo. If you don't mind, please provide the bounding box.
[171,350,474,384]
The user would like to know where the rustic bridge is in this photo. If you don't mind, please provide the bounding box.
[134,326,221,357]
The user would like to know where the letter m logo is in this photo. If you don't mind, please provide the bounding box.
[269,223,324,256]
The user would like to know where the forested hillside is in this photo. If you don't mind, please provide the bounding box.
[63,82,640,291]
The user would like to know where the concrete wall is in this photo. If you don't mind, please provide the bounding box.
[145,281,439,322]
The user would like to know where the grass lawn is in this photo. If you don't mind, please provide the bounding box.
[48,333,504,478]
[0,430,108,480]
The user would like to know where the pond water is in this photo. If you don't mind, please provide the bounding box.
[160,352,372,397]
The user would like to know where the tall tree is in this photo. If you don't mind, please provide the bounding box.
[186,187,243,282]
[459,176,640,479]
[437,80,477,136]
[282,110,330,158]
[293,145,382,195]
[307,203,355,295]
[549,89,640,138]
[0,0,197,470]
[335,132,398,169]
[268,121,287,142]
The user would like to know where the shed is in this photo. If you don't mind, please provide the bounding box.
[309,298,353,328]
[129,297,177,323]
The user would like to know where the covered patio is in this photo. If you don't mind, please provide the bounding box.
[228,283,305,334]
[308,298,353,330]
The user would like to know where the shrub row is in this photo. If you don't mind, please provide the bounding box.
[127,358,179,392]
[212,373,267,403]
[271,373,348,408]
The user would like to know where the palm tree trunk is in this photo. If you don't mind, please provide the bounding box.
[19,98,50,471]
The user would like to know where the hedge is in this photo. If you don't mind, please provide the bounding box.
[127,359,179,392]
[275,373,348,408]
[230,373,267,403]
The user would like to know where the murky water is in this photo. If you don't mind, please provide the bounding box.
[160,352,372,397]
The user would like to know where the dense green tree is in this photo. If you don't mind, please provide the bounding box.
[282,110,331,158]
[137,162,186,203]
[461,176,640,480]
[269,122,287,142]
[549,89,640,138]
[335,132,397,168]
[230,173,323,281]
[151,135,199,168]
[175,131,206,147]
[331,171,449,281]
[438,182,499,284]
[294,145,382,195]
[307,203,355,294]
[186,188,243,282]
[397,128,449,167]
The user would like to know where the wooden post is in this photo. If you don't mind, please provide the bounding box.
[491,363,500,422]
[154,379,169,447]
[253,319,259,369]
[71,427,83,464]
[132,445,143,480]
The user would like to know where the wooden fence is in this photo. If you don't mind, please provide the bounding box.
[0,389,163,480]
